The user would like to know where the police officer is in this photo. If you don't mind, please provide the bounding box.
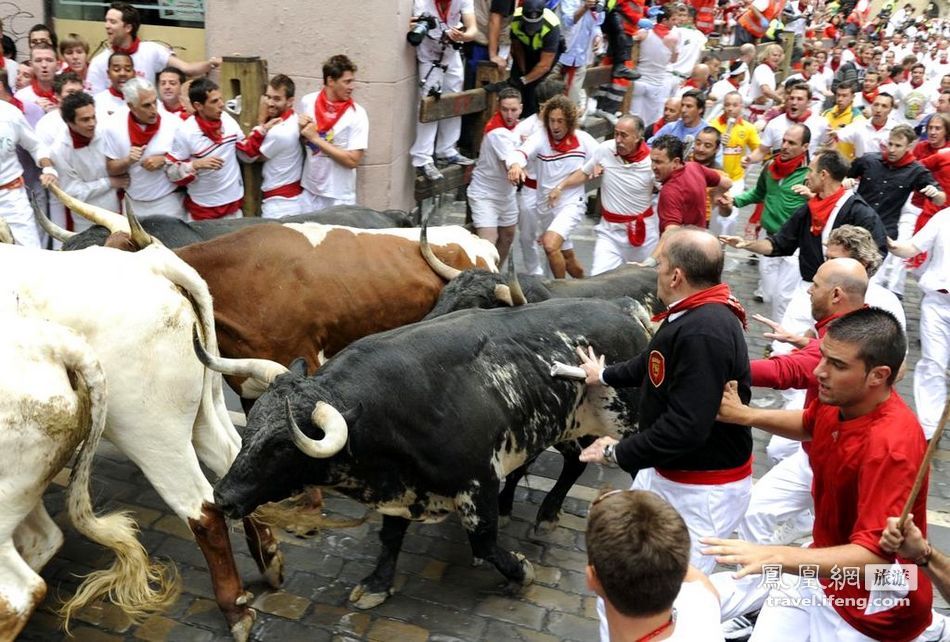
[509,0,563,116]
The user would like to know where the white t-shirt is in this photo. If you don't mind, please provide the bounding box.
[34,110,66,147]
[749,63,777,110]
[296,92,368,203]
[513,114,542,183]
[637,29,674,84]
[911,209,950,295]
[168,112,245,207]
[506,128,598,214]
[13,84,55,124]
[412,0,475,64]
[86,41,172,95]
[582,140,654,215]
[101,112,180,201]
[669,27,706,76]
[0,101,46,184]
[468,123,519,200]
[49,129,120,212]
[835,118,894,158]
[760,112,829,156]
[259,112,304,193]
[93,89,130,123]
[667,581,724,641]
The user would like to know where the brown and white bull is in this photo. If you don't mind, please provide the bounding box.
[0,316,177,639]
[0,242,279,641]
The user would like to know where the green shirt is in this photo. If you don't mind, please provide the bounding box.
[734,163,810,234]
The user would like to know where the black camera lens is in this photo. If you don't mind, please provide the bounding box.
[407,22,429,46]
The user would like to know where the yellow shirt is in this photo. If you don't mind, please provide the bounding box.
[711,118,761,182]
[823,105,864,160]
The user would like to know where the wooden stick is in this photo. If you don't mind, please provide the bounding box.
[898,396,950,529]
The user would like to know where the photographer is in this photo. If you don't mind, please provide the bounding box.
[408,0,478,181]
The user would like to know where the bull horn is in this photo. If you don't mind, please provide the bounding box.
[48,184,130,234]
[30,190,76,242]
[419,208,461,281]
[124,197,154,249]
[191,325,289,385]
[0,218,14,244]
[506,252,527,306]
[286,399,348,458]
[494,284,513,306]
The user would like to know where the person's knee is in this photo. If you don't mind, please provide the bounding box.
[542,232,563,254]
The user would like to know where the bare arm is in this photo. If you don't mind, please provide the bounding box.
[488,12,506,68]
[719,236,775,255]
[716,380,809,441]
[300,122,365,170]
[887,237,922,258]
[522,51,557,84]
[702,538,887,579]
[167,54,221,78]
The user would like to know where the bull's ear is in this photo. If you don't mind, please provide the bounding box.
[290,358,308,376]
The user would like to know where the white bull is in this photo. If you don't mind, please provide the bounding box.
[0,316,176,639]
[0,243,280,641]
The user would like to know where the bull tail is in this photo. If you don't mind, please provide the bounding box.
[57,328,179,629]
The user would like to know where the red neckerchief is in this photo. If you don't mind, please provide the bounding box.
[651,118,666,135]
[548,131,579,154]
[801,72,812,80]
[113,37,141,56]
[727,76,741,89]
[718,114,744,127]
[769,152,806,180]
[808,185,846,236]
[484,110,517,134]
[279,107,293,121]
[882,149,916,169]
[862,88,878,104]
[69,127,92,149]
[633,614,675,642]
[0,57,4,69]
[618,139,650,164]
[8,96,23,113]
[195,114,223,143]
[652,283,748,329]
[653,23,671,38]
[871,119,887,131]
[683,78,700,89]
[314,88,354,134]
[108,85,124,99]
[830,59,840,71]
[165,102,188,119]
[128,111,161,148]
[911,78,924,89]
[31,78,57,104]
[434,0,451,23]
[787,109,812,123]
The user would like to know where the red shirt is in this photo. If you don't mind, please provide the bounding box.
[802,393,932,641]
[657,161,722,231]
[916,148,950,217]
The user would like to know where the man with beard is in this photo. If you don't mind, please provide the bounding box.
[508,93,597,278]
[237,74,306,219]
[557,114,657,273]
[101,77,183,218]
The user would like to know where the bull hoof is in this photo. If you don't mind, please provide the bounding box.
[348,583,392,609]
[262,548,285,588]
[498,514,511,529]
[533,518,558,536]
[228,608,256,642]
[514,552,535,587]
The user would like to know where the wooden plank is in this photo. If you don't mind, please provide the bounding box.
[419,88,490,123]
[414,165,473,201]
[471,62,508,152]
[220,55,267,217]
[581,64,615,91]
[778,30,795,82]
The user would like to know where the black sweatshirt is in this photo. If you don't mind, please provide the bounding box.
[767,192,887,282]
[604,303,753,475]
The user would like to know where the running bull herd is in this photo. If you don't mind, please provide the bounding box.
[0,190,659,641]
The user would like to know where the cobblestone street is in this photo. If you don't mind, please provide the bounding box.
[20,194,950,641]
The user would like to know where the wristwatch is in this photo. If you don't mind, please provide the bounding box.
[603,443,617,465]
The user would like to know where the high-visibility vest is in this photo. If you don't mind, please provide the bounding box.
[738,0,785,38]
[690,0,717,34]
[511,7,561,50]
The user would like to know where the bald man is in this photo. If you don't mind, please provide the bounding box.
[577,227,753,578]
[738,257,870,547]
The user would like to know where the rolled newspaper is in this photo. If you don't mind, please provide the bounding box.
[550,361,587,381]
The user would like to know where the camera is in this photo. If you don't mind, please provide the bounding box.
[407,13,438,46]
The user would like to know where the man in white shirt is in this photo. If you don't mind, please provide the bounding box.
[14,43,58,116]
[895,62,934,127]
[241,74,305,219]
[468,87,523,264]
[830,92,896,159]
[297,55,368,212]
[49,92,125,229]
[86,2,220,96]
[101,77,183,219]
[166,78,248,220]
[749,83,828,162]
[157,66,189,119]
[587,489,723,642]
[93,52,134,122]
[748,44,784,123]
[0,98,57,246]
[409,0,478,181]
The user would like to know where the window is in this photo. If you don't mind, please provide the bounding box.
[52,0,206,28]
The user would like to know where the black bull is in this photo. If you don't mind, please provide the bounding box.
[199,297,651,609]
[423,263,659,532]
[57,205,414,250]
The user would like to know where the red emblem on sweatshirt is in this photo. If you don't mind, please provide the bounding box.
[648,350,665,387]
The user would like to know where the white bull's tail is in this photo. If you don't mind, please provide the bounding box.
[56,326,179,628]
